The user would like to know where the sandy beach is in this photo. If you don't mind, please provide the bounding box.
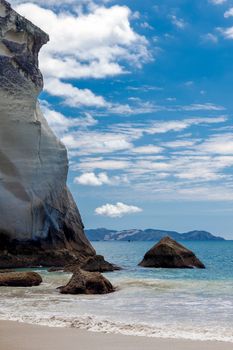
[0,321,232,350]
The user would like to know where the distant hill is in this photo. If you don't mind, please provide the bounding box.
[85,228,225,242]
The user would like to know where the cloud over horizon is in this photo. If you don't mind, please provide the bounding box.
[95,202,143,217]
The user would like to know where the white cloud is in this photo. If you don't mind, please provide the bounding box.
[163,140,197,148]
[170,15,186,29]
[14,2,151,112]
[224,8,233,17]
[184,81,194,87]
[75,159,130,171]
[12,0,81,4]
[42,105,98,136]
[221,26,233,39]
[74,172,111,186]
[180,103,224,111]
[62,131,133,154]
[74,172,128,186]
[201,33,218,44]
[44,79,107,108]
[144,116,226,135]
[200,134,233,154]
[16,3,150,80]
[95,202,142,217]
[131,145,164,154]
[210,0,227,4]
[60,116,227,158]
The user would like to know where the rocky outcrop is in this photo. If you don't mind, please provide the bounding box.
[58,268,114,295]
[139,236,205,269]
[0,271,42,286]
[65,255,121,273]
[0,0,96,267]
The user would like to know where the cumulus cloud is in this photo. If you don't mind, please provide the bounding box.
[74,172,111,186]
[221,27,233,39]
[224,7,233,17]
[74,172,128,186]
[14,2,151,111]
[16,3,150,80]
[95,202,142,217]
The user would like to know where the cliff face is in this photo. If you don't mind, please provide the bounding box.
[0,0,95,267]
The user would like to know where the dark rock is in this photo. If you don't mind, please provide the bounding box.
[58,268,114,295]
[81,255,121,272]
[0,245,88,269]
[139,236,205,269]
[0,0,96,269]
[65,255,121,273]
[0,271,42,286]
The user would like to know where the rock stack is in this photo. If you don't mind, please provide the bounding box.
[0,0,96,268]
[139,236,205,269]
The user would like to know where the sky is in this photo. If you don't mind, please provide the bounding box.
[11,0,233,239]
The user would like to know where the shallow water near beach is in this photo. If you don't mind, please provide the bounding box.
[0,241,233,342]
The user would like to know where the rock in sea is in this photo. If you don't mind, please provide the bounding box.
[58,268,114,295]
[139,236,205,269]
[0,271,42,287]
[65,255,121,273]
[0,0,96,268]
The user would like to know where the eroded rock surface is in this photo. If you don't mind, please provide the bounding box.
[58,268,114,295]
[139,236,205,269]
[0,271,42,286]
[0,0,95,267]
[65,255,121,273]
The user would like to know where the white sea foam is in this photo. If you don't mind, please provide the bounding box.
[0,313,233,343]
[0,241,233,343]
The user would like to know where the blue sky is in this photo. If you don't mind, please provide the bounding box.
[13,0,233,238]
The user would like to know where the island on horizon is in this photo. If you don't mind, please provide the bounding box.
[85,228,226,242]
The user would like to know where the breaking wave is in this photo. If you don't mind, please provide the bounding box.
[1,313,233,343]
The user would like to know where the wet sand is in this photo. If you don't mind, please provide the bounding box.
[0,321,232,350]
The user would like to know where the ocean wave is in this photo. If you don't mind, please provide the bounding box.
[116,277,233,293]
[1,313,233,343]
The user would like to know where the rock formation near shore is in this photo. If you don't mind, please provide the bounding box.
[0,0,96,267]
[0,271,42,287]
[58,268,115,295]
[139,236,205,268]
[65,255,121,273]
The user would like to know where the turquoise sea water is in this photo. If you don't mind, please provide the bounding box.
[0,241,233,342]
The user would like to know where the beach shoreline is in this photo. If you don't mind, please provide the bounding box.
[0,320,232,350]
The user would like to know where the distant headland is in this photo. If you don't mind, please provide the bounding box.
[85,228,225,242]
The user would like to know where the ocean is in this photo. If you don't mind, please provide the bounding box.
[0,241,233,342]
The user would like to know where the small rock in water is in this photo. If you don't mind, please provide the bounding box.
[139,236,205,269]
[58,268,115,295]
[0,272,42,287]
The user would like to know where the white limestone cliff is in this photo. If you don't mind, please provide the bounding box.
[0,0,95,267]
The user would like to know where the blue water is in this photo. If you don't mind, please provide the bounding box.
[93,240,233,282]
[0,241,233,342]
